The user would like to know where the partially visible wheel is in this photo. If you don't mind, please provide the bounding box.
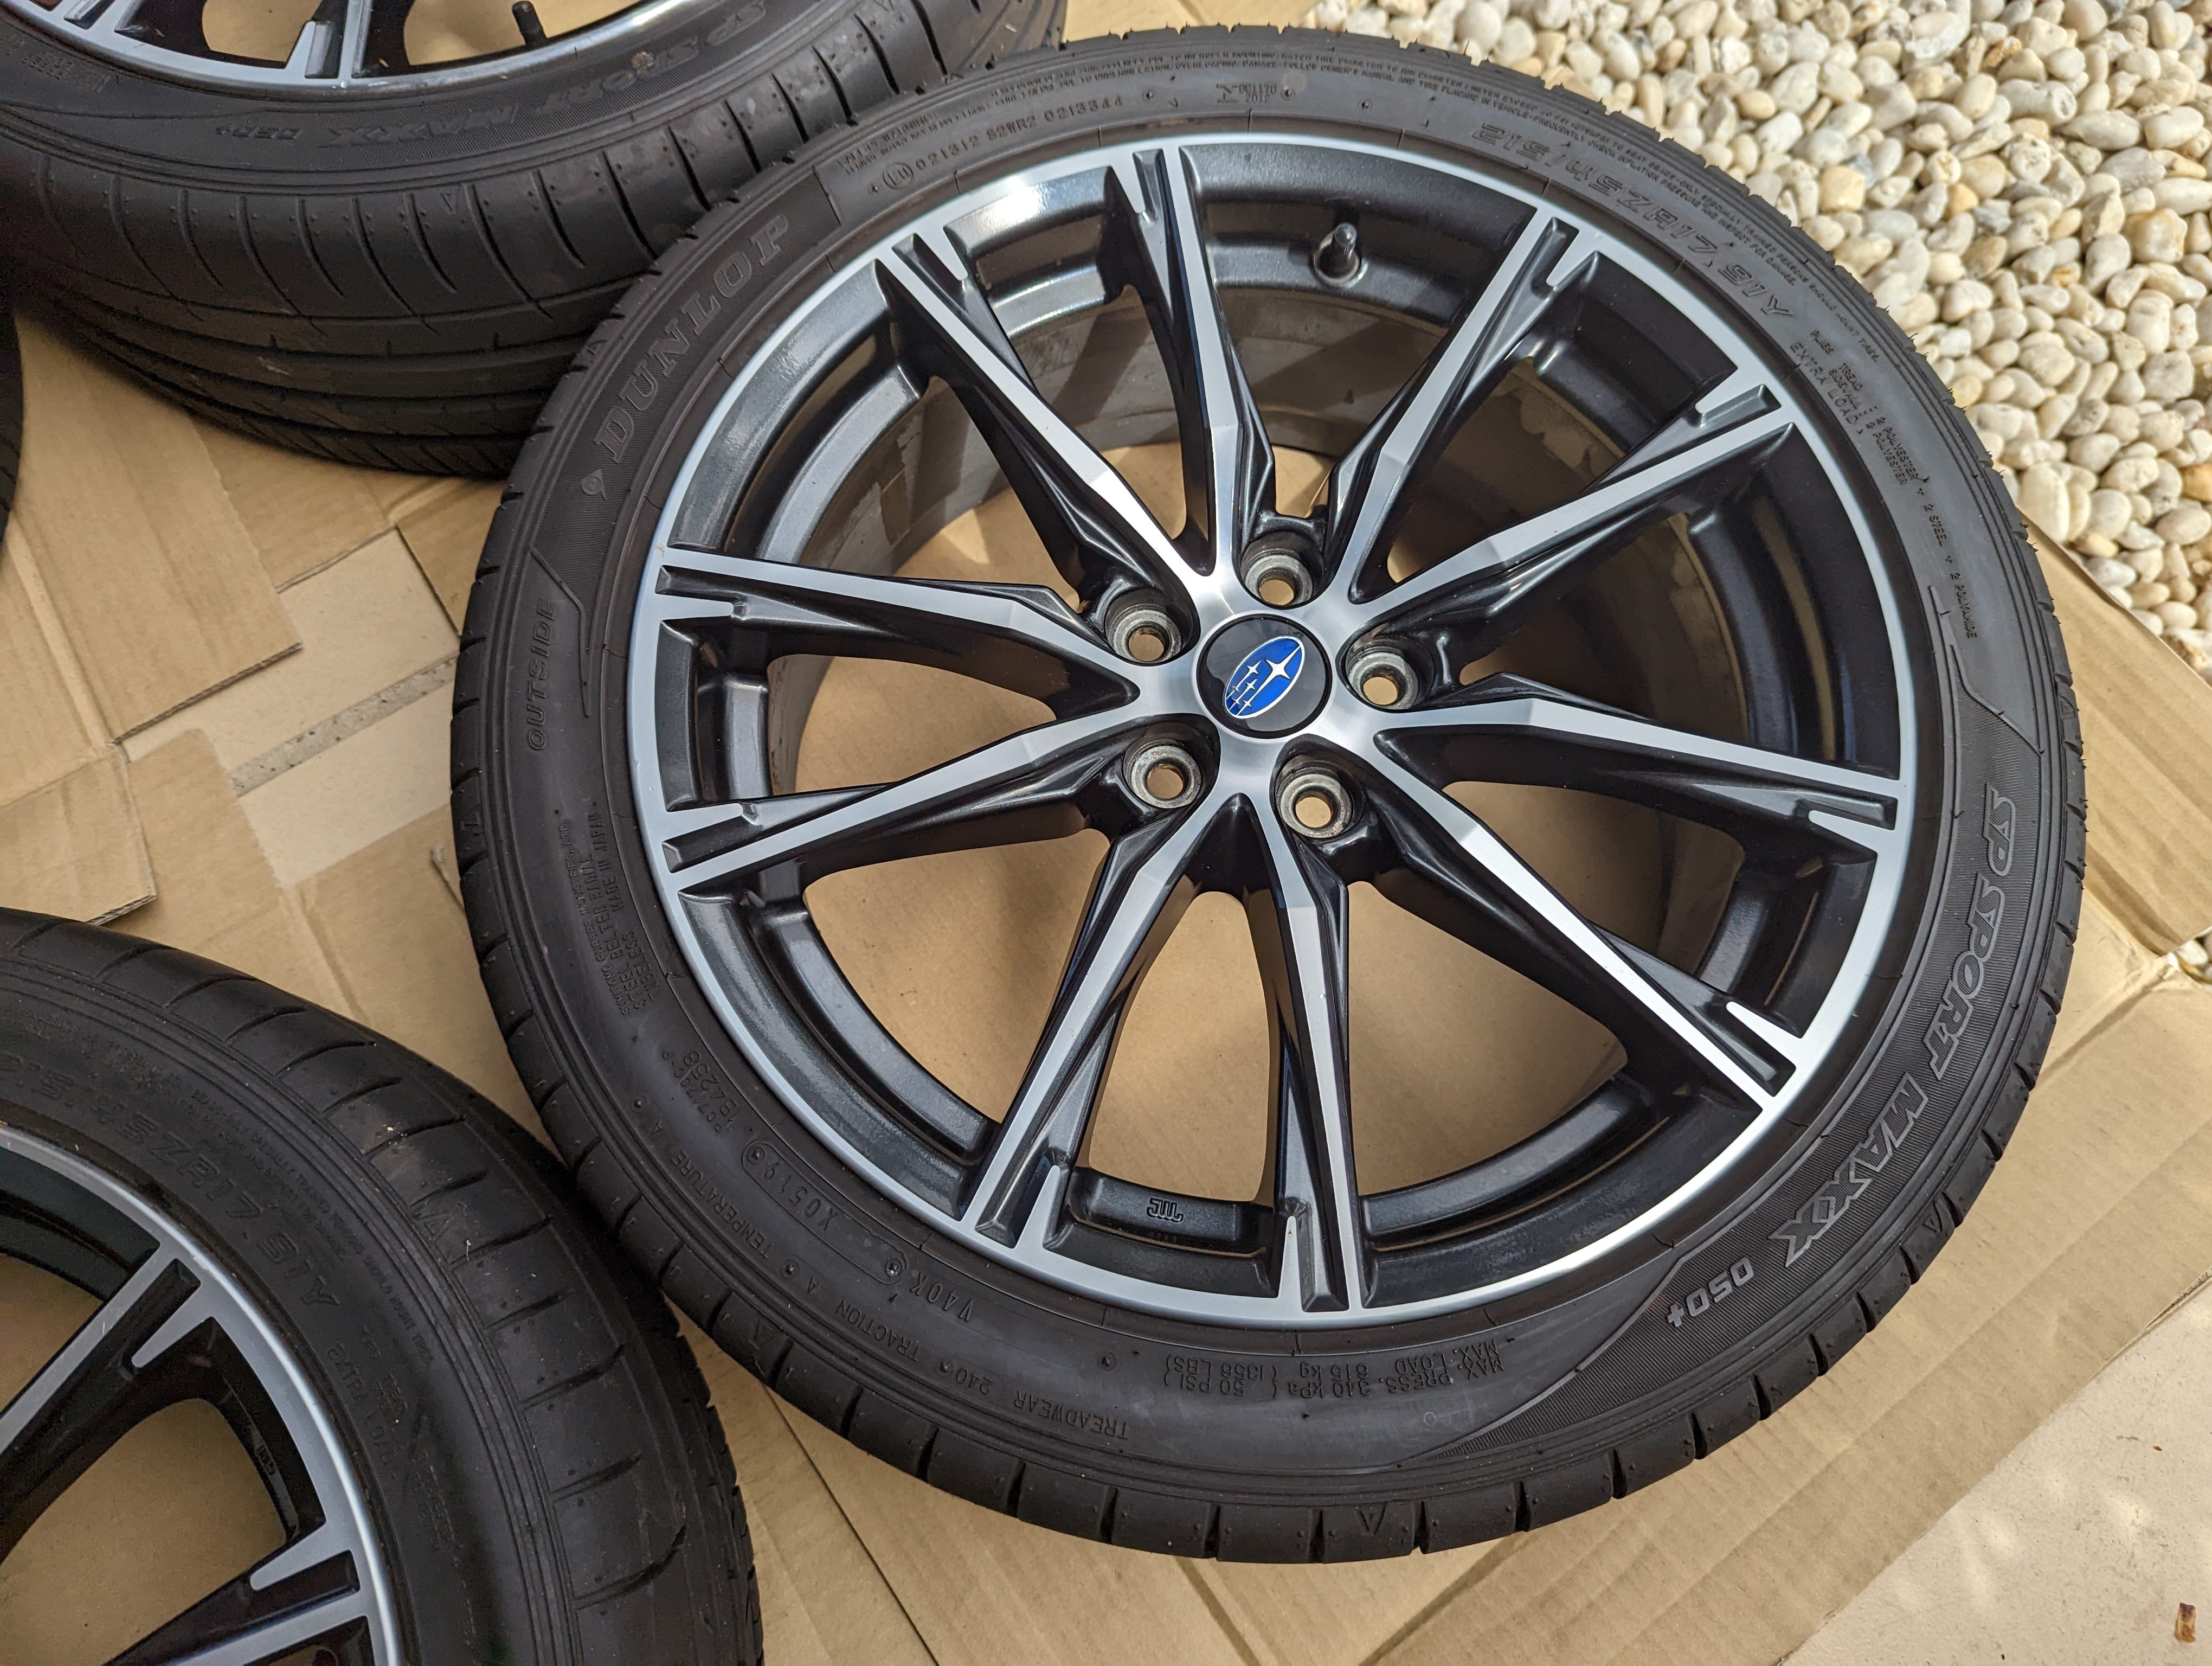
[0,308,16,540]
[0,911,762,1663]
[458,33,2082,1559]
[0,0,1062,473]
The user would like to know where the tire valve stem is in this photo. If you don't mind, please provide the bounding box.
[1314,221,1361,285]
[511,0,546,46]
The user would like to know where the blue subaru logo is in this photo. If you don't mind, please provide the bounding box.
[1223,636,1306,720]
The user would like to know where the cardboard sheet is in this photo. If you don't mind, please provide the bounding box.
[195,421,403,589]
[294,806,532,1123]
[2035,529,2212,951]
[0,752,153,924]
[119,732,349,1014]
[9,318,297,736]
[395,480,501,628]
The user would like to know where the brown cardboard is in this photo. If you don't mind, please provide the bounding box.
[295,807,532,1123]
[395,480,501,628]
[195,421,398,589]
[119,732,350,1015]
[683,1321,940,1666]
[2034,529,2212,951]
[0,752,153,924]
[0,535,104,806]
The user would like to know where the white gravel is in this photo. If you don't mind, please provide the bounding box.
[1300,0,2212,675]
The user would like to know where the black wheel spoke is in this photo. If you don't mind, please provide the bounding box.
[1367,755,1794,1101]
[650,546,1136,709]
[1247,821,1362,1312]
[1359,377,1792,655]
[964,799,1222,1244]
[1320,212,1599,603]
[877,234,1194,608]
[1103,148,1274,574]
[1378,674,1902,853]
[657,708,1144,889]
[0,1250,201,1560]
[105,1547,366,1666]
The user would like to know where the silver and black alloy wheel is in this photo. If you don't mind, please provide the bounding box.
[1,1125,401,1665]
[628,134,1916,1327]
[460,34,2081,1559]
[0,912,763,1659]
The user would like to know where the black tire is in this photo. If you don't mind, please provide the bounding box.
[0,0,1063,475]
[0,307,16,541]
[0,909,763,1661]
[455,31,2083,1560]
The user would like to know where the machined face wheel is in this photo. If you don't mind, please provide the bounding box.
[627,134,1919,1329]
[0,1125,400,1665]
[3,0,668,90]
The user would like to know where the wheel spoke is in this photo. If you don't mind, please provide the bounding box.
[657,708,1143,889]
[105,1548,365,1666]
[1359,380,1793,653]
[1367,756,1791,1101]
[964,797,1223,1243]
[1103,148,1274,573]
[1246,820,1362,1312]
[0,1252,200,1559]
[877,234,1192,605]
[1378,674,1902,853]
[1320,212,1599,601]
[648,546,1138,708]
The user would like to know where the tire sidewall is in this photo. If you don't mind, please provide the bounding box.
[5,0,864,184]
[0,975,545,1659]
[464,35,2072,1505]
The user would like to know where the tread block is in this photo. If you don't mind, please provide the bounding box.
[1319,1499,1418,1561]
[776,1347,860,1432]
[1521,1456,1613,1528]
[846,1392,933,1474]
[1419,1484,1518,1552]
[1692,1378,1761,1454]
[1981,1068,2033,1152]
[1110,1489,1214,1556]
[1942,1137,1998,1223]
[411,182,529,306]
[1613,1420,1695,1495]
[818,14,896,111]
[605,130,705,253]
[925,1430,1020,1511]
[327,1081,456,1156]
[668,102,760,204]
[1217,1503,1317,1562]
[1900,1199,1954,1278]
[709,1290,792,1381]
[1014,1465,1114,1540]
[859,0,941,85]
[616,1198,685,1282]
[576,1143,644,1224]
[774,50,846,139]
[14,915,162,979]
[724,79,803,167]
[1857,1248,1914,1327]
[1755,1336,1821,1414]
[371,1120,493,1207]
[1810,1293,1870,1372]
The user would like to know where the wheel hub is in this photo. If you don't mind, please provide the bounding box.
[1197,616,1329,736]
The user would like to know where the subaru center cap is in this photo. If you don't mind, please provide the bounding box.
[1198,617,1329,736]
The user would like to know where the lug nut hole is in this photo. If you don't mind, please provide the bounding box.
[1348,645,1418,710]
[1107,594,1180,663]
[1129,741,1202,810]
[1277,768,1352,839]
[1239,542,1316,610]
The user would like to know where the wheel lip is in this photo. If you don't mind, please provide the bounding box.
[0,0,693,95]
[0,1120,404,1663]
[623,130,1925,1330]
